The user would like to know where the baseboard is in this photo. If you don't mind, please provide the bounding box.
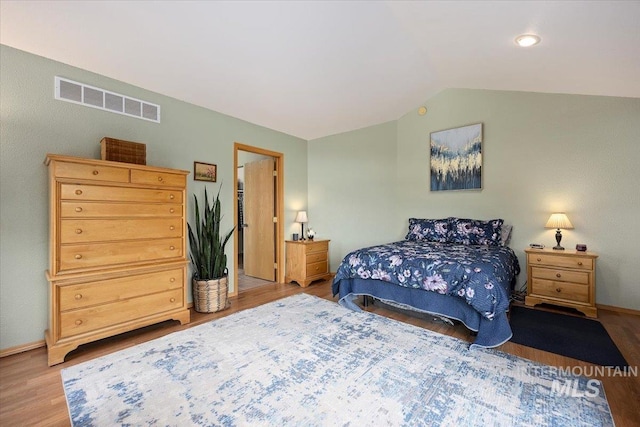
[596,303,640,316]
[0,339,45,358]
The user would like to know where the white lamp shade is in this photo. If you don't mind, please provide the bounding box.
[295,211,308,223]
[545,213,574,229]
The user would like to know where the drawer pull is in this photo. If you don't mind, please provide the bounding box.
[537,258,541,262]
[577,261,583,266]
[170,208,175,213]
[74,254,82,260]
[92,170,99,175]
[75,229,82,234]
[169,194,175,200]
[170,277,176,283]
[75,189,83,195]
[170,226,175,230]
[556,273,561,278]
[75,207,83,212]
[74,294,82,300]
[75,319,83,326]
[556,288,562,293]
[158,176,164,182]
[170,246,175,250]
[170,298,176,303]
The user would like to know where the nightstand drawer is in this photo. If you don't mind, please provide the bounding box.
[306,260,328,277]
[528,253,593,270]
[531,267,588,284]
[531,278,589,303]
[305,241,328,254]
[306,252,327,264]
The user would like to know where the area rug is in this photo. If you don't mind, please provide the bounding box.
[61,294,614,426]
[510,305,628,368]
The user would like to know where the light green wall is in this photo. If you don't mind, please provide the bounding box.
[308,121,398,262]
[310,89,640,311]
[2,44,639,353]
[0,45,307,351]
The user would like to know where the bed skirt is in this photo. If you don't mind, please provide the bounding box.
[333,278,512,349]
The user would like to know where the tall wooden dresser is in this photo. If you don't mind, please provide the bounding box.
[44,154,190,365]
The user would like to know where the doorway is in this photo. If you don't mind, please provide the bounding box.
[232,142,284,296]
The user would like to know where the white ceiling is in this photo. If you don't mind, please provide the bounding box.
[2,1,639,140]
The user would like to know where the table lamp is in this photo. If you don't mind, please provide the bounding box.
[545,213,573,250]
[295,211,308,241]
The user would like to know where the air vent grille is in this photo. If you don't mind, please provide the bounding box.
[54,76,160,123]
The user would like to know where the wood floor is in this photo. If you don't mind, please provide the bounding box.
[1,279,638,426]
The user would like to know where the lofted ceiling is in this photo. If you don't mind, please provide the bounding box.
[1,1,639,140]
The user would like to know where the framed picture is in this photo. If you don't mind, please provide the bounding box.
[430,123,482,191]
[194,161,217,182]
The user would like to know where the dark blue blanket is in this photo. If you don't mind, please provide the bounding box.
[332,241,520,348]
[333,240,520,320]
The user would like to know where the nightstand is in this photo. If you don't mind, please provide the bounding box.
[285,239,331,287]
[524,248,598,318]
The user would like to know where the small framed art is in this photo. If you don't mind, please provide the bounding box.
[194,161,217,182]
[430,123,482,191]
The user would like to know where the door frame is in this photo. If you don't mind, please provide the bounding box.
[232,142,285,297]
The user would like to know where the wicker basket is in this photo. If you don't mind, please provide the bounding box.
[193,276,229,313]
[100,137,146,165]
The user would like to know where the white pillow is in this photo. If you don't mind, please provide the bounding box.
[501,224,513,246]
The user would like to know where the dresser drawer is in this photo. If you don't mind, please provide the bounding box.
[58,238,183,272]
[54,161,129,183]
[60,184,182,204]
[528,253,593,270]
[530,267,589,285]
[531,278,589,303]
[59,288,184,338]
[131,169,186,188]
[306,260,328,277]
[59,268,184,310]
[305,240,328,254]
[60,218,183,243]
[61,202,182,218]
[306,252,327,264]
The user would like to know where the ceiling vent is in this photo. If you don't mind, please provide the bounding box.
[54,76,160,123]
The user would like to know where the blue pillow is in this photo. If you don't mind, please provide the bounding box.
[405,218,450,242]
[448,217,504,246]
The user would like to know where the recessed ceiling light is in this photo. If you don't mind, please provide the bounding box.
[515,34,541,47]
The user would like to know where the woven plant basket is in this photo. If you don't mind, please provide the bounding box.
[193,276,229,313]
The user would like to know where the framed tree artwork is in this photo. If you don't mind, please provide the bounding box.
[430,123,482,191]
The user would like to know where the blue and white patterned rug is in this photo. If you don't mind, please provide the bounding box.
[61,294,614,426]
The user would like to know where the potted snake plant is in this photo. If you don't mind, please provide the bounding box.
[187,185,235,313]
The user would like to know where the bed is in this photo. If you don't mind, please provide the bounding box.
[332,217,520,349]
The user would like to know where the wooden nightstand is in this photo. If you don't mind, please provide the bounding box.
[524,248,598,318]
[285,239,331,287]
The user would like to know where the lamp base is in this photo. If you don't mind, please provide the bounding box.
[553,228,564,250]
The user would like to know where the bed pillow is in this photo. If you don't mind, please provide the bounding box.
[448,217,504,246]
[405,218,450,242]
[500,224,513,246]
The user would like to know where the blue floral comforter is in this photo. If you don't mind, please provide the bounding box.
[333,240,520,320]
